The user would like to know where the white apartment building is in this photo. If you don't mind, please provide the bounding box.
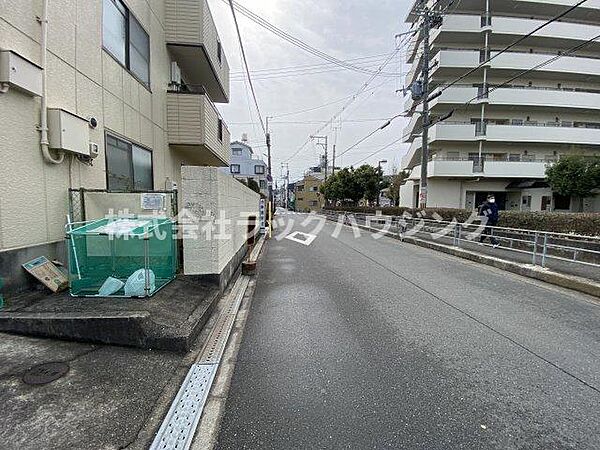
[0,0,261,295]
[220,139,268,197]
[400,0,600,212]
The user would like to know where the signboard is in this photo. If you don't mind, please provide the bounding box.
[259,199,266,234]
[22,256,68,292]
[141,193,165,210]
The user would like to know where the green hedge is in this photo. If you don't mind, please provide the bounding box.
[323,206,600,236]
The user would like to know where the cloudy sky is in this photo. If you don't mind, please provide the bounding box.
[208,0,414,183]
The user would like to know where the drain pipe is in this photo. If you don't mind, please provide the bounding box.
[39,0,64,164]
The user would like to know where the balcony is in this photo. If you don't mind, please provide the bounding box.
[408,158,549,181]
[430,14,600,54]
[406,1,600,25]
[436,86,600,110]
[166,91,231,166]
[430,50,600,82]
[165,0,230,103]
[401,122,600,169]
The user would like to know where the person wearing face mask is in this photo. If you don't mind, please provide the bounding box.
[478,194,500,248]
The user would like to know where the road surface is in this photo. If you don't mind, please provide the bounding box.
[216,212,600,449]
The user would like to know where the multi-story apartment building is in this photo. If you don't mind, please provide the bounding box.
[400,0,600,212]
[295,173,325,212]
[221,139,268,197]
[0,0,236,293]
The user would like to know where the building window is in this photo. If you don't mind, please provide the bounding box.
[217,41,222,65]
[230,164,240,174]
[106,134,153,191]
[218,119,224,142]
[103,0,150,87]
[310,186,318,192]
[254,165,265,175]
[259,180,267,189]
[232,148,242,156]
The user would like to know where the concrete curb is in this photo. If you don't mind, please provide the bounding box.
[328,218,600,298]
[0,290,221,352]
[242,234,267,276]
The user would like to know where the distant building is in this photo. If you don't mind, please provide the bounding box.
[221,140,268,197]
[401,0,600,212]
[295,175,325,212]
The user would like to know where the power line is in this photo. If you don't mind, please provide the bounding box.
[283,40,412,164]
[349,136,406,166]
[230,65,410,82]
[231,53,398,76]
[222,0,413,77]
[228,0,266,134]
[336,113,405,160]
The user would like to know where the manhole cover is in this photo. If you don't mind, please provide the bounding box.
[23,362,69,385]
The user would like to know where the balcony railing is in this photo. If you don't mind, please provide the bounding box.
[165,0,230,103]
[166,91,230,166]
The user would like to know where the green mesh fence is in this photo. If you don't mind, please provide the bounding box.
[66,217,176,297]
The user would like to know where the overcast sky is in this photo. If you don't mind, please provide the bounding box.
[208,0,413,183]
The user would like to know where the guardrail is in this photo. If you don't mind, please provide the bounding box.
[321,210,600,271]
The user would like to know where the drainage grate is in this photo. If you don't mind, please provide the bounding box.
[23,362,69,385]
[197,276,248,365]
[149,363,218,450]
[150,275,249,449]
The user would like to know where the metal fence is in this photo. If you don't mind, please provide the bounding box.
[321,210,600,274]
[68,188,179,222]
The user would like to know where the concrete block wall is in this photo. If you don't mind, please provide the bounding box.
[181,166,259,276]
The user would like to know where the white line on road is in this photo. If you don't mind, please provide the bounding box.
[285,231,317,246]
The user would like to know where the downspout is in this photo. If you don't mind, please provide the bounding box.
[40,0,64,164]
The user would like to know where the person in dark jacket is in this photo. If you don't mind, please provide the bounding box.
[478,194,499,247]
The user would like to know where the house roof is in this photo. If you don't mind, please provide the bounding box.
[230,141,253,154]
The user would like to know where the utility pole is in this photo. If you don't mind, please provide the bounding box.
[310,135,328,180]
[281,163,290,210]
[377,159,388,207]
[266,116,273,210]
[332,125,339,176]
[419,7,431,210]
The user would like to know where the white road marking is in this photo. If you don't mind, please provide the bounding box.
[285,231,317,246]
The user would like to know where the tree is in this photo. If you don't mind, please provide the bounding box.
[353,165,380,204]
[546,156,600,199]
[387,170,409,207]
[320,167,362,205]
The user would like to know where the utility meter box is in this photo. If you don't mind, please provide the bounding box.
[48,108,90,155]
[0,50,43,97]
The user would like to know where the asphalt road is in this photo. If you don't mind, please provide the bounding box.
[216,212,600,449]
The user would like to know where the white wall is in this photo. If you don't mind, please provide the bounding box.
[181,166,259,275]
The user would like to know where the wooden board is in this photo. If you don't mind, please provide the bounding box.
[22,256,68,292]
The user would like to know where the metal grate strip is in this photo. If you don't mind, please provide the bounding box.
[150,275,250,449]
[197,276,249,364]
[149,363,218,450]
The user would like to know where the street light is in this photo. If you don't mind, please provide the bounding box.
[377,160,388,207]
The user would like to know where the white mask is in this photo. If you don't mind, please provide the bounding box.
[488,198,495,203]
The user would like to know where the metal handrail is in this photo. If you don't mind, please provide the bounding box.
[322,210,600,270]
[333,211,600,241]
